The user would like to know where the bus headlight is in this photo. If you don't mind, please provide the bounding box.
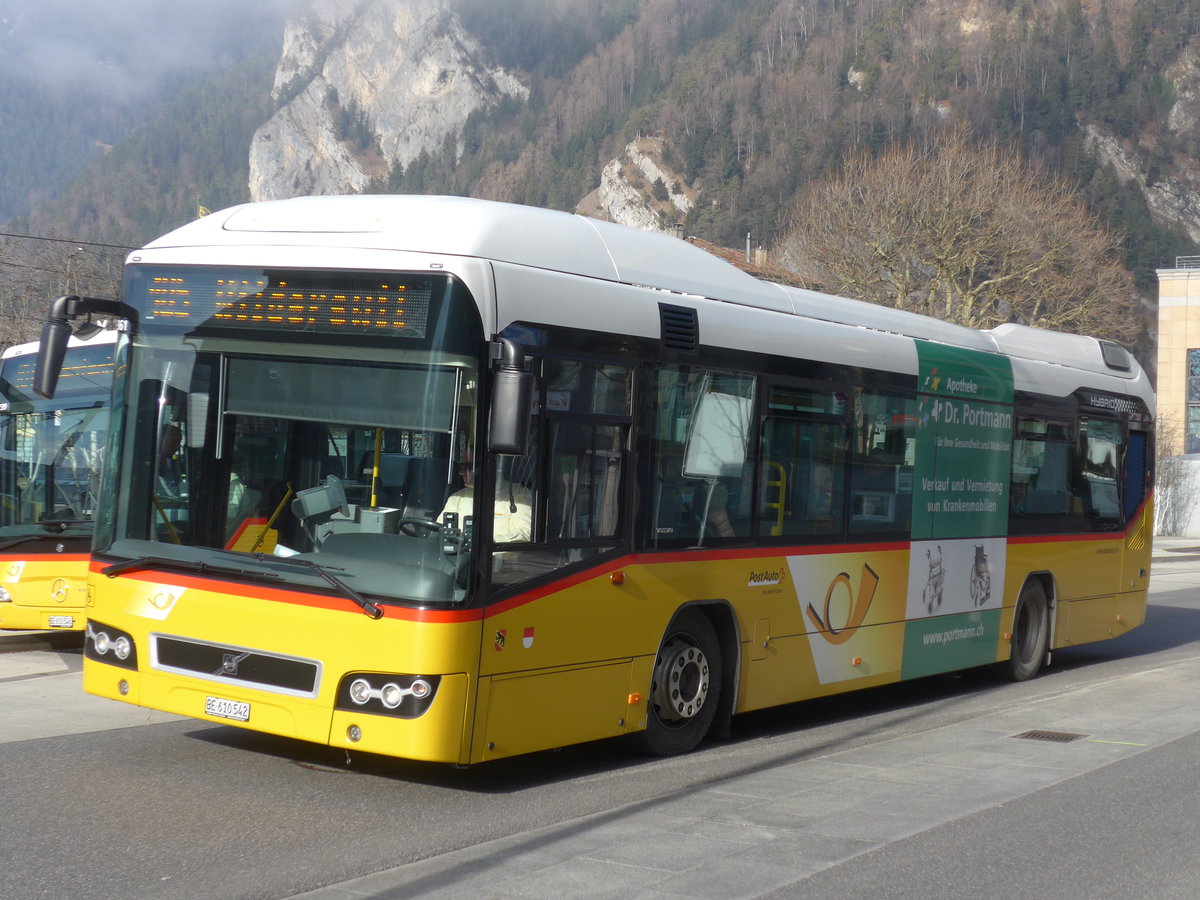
[348,678,372,705]
[335,673,440,718]
[85,620,138,671]
[380,683,404,709]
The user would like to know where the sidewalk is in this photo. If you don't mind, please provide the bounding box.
[1151,534,1200,561]
[291,548,1200,900]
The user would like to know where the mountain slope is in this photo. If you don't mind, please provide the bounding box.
[10,0,1200,300]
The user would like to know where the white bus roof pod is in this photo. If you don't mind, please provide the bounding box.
[146,195,790,311]
[987,323,1131,379]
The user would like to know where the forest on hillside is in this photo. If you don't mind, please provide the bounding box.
[374,0,1200,294]
[7,0,1200,313]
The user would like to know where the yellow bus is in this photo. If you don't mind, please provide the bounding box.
[0,331,114,632]
[34,196,1153,763]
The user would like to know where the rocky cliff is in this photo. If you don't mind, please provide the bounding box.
[576,138,696,233]
[249,0,527,201]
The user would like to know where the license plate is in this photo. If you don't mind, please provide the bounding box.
[205,696,250,722]
[47,615,75,629]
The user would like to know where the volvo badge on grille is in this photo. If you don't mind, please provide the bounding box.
[217,651,251,676]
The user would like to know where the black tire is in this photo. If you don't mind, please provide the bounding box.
[1005,579,1049,681]
[636,608,722,757]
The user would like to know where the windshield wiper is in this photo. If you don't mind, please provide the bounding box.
[254,553,383,620]
[101,555,283,582]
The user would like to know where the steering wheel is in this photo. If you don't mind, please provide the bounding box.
[398,517,442,537]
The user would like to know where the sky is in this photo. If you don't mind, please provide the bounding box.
[0,0,306,95]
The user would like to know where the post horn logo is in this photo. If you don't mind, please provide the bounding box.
[805,564,879,646]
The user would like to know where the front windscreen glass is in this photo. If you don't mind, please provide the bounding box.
[107,267,485,606]
[0,343,113,536]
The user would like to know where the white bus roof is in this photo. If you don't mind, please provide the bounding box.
[2,329,117,361]
[142,195,1144,386]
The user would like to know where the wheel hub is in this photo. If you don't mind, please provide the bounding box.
[651,636,710,723]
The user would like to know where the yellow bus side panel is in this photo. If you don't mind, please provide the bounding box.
[477,661,633,762]
[739,623,908,713]
[1003,540,1123,610]
[483,548,913,724]
[1058,592,1145,647]
[1004,504,1150,656]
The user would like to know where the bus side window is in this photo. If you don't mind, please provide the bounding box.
[848,389,915,534]
[648,366,756,546]
[759,417,846,538]
[1010,416,1087,534]
[1123,430,1149,521]
[1078,417,1121,527]
[491,358,633,588]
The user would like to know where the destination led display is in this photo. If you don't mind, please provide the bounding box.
[135,268,435,339]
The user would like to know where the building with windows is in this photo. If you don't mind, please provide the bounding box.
[1157,257,1200,455]
[1156,258,1200,535]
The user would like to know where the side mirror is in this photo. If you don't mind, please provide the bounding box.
[34,294,137,400]
[488,338,534,455]
[34,298,75,400]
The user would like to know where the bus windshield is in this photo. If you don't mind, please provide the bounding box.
[0,343,112,536]
[104,266,485,606]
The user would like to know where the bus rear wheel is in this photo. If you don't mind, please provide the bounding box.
[1005,579,1049,681]
[637,608,722,757]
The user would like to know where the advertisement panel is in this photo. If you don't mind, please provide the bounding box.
[903,341,1014,678]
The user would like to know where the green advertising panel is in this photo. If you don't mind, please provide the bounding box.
[911,341,1014,541]
[904,341,1015,676]
[901,610,1002,679]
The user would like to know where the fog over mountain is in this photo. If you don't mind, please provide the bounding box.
[0,0,300,96]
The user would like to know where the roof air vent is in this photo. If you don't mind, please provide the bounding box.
[659,303,698,352]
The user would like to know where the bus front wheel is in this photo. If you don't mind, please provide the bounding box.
[1005,579,1049,681]
[637,608,722,756]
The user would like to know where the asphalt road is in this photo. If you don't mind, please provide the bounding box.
[2,551,1199,900]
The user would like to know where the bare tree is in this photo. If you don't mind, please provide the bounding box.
[0,235,125,351]
[778,127,1138,344]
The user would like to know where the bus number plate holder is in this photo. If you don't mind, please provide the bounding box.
[205,696,250,722]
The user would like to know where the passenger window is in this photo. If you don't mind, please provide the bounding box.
[649,367,756,546]
[849,389,915,534]
[1079,417,1121,527]
[758,384,847,539]
[492,357,631,588]
[1010,416,1087,534]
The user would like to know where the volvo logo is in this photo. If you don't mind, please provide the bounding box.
[50,578,70,603]
[216,651,251,677]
